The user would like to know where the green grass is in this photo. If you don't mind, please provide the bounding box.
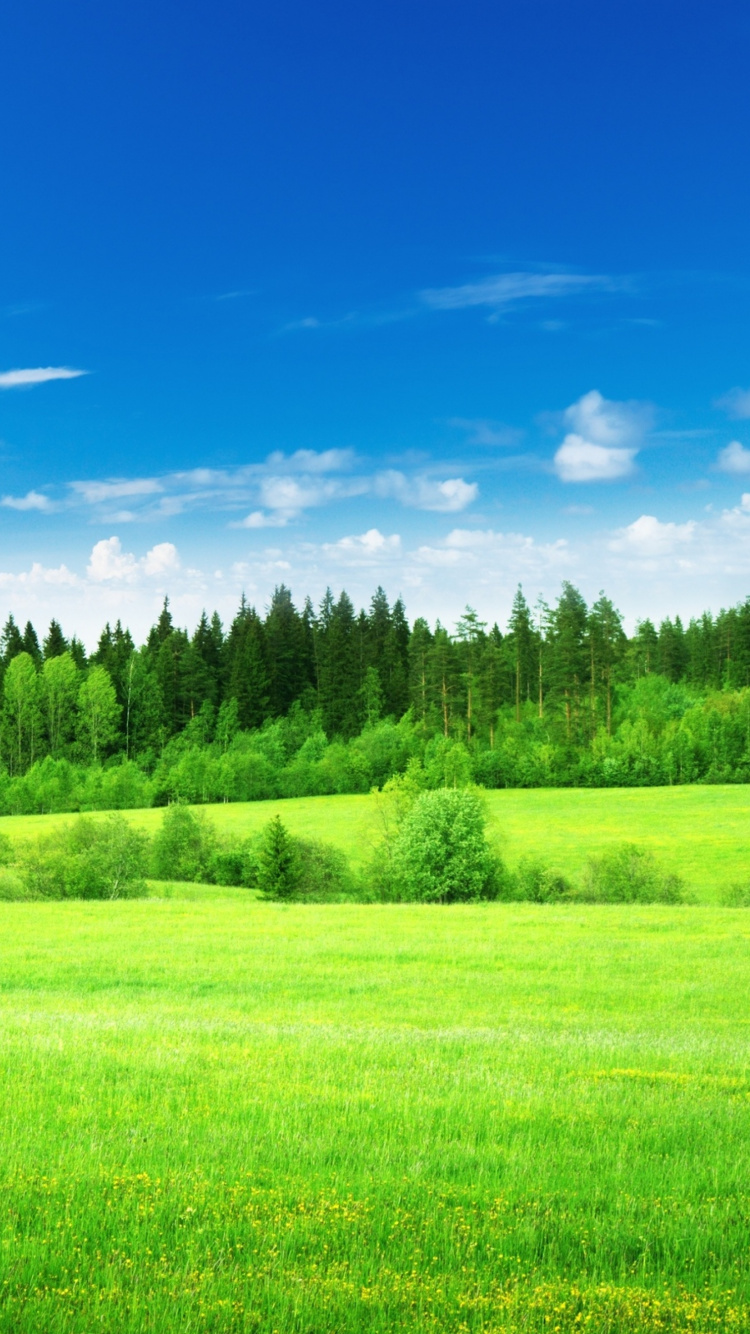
[2,783,750,898]
[2,896,750,1330]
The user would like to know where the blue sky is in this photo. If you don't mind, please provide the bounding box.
[2,0,750,643]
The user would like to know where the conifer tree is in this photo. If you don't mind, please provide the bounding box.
[43,619,69,660]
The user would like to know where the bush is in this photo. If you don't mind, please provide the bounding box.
[388,787,503,902]
[580,843,685,904]
[150,804,216,882]
[17,814,149,899]
[511,857,574,902]
[294,838,358,901]
[721,880,750,907]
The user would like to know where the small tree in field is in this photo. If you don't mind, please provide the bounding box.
[257,816,300,900]
[390,787,502,902]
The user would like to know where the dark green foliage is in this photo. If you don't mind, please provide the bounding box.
[389,788,503,902]
[580,843,685,903]
[511,857,574,902]
[150,804,216,882]
[3,580,750,802]
[257,816,301,899]
[294,838,358,901]
[17,814,149,899]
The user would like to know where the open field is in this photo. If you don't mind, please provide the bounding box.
[1,783,749,899]
[2,898,750,1330]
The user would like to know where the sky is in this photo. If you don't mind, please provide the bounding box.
[2,0,750,645]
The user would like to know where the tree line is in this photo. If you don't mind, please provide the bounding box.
[1,580,750,802]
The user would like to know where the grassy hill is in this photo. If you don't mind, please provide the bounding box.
[1,783,749,899]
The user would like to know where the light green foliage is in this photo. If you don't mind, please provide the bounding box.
[77,664,120,762]
[40,652,79,755]
[581,842,686,903]
[1,652,41,773]
[16,813,148,899]
[256,815,300,899]
[390,787,502,901]
[150,803,216,882]
[0,902,750,1329]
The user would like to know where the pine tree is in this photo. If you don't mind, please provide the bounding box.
[506,586,534,723]
[548,583,588,740]
[226,602,269,730]
[408,618,434,732]
[43,619,69,660]
[257,816,300,899]
[22,621,42,665]
[588,593,626,735]
[265,585,310,715]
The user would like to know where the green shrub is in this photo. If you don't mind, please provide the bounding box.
[512,857,574,902]
[294,838,358,901]
[17,815,149,900]
[580,843,685,904]
[721,880,750,906]
[150,804,216,882]
[0,866,35,900]
[389,787,503,902]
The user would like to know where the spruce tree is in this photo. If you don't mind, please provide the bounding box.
[43,619,69,660]
[257,816,300,899]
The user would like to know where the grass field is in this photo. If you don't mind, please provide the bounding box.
[1,783,749,899]
[2,896,750,1331]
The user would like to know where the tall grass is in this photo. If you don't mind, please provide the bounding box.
[1,898,750,1329]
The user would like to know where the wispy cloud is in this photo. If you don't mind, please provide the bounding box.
[716,387,750,420]
[0,366,87,389]
[420,271,621,314]
[1,489,53,511]
[449,417,523,447]
[374,471,478,512]
[70,478,164,504]
[553,389,651,482]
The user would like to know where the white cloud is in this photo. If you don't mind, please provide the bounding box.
[716,387,750,420]
[264,448,355,473]
[554,389,649,482]
[375,470,478,512]
[87,537,181,583]
[239,510,290,529]
[563,389,651,447]
[1,490,52,511]
[717,440,750,473]
[0,366,87,389]
[554,436,637,482]
[609,514,696,557]
[141,542,180,577]
[323,529,401,560]
[0,562,78,589]
[421,272,617,313]
[71,478,164,504]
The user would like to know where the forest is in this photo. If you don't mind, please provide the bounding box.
[0,579,750,814]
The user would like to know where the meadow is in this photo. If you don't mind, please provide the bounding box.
[1,783,749,899]
[2,894,750,1331]
[2,786,750,1331]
